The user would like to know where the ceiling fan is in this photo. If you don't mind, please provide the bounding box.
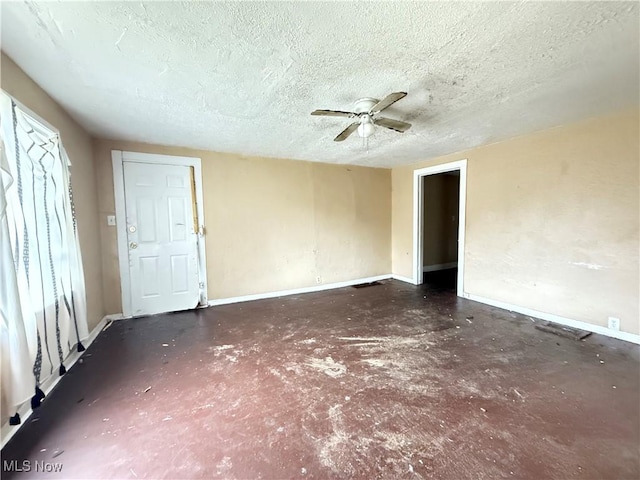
[311,92,411,142]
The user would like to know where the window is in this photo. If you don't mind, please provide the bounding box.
[0,91,89,425]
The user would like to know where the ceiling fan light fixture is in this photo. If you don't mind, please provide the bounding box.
[357,122,375,138]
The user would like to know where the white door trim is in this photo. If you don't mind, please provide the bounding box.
[412,159,468,296]
[111,150,208,317]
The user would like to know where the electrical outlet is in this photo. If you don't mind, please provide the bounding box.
[316,276,322,284]
[608,317,620,331]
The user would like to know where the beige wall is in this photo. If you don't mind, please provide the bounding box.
[3,51,637,338]
[1,53,104,330]
[393,109,640,335]
[423,174,460,267]
[93,139,391,314]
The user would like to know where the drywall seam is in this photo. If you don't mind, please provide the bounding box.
[0,314,122,449]
[466,293,640,345]
[208,274,393,306]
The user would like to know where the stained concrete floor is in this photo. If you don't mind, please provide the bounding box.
[2,279,639,479]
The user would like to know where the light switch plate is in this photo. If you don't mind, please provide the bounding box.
[107,215,116,226]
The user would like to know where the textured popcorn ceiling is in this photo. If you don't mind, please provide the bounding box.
[1,1,638,167]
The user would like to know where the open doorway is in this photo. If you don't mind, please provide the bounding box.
[412,160,467,296]
[422,172,460,291]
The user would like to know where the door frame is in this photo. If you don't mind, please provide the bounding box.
[412,159,467,296]
[112,150,208,317]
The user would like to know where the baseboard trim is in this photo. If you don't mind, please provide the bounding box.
[1,314,119,449]
[465,293,640,345]
[208,274,393,307]
[391,274,416,284]
[423,262,458,273]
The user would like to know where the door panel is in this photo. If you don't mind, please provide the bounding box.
[168,196,188,241]
[123,161,199,315]
[140,256,160,297]
[170,254,190,293]
[136,197,157,242]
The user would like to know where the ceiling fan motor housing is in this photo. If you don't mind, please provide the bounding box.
[354,97,379,114]
[354,98,378,137]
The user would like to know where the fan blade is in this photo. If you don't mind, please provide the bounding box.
[370,92,407,114]
[374,116,411,133]
[334,122,360,142]
[311,109,354,117]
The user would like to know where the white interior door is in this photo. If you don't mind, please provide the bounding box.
[123,161,200,316]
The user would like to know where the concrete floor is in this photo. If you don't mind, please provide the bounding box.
[2,278,639,479]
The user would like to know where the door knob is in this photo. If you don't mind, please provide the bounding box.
[129,242,138,249]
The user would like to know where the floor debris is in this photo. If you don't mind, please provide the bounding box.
[3,280,637,479]
[352,281,382,289]
[534,322,591,340]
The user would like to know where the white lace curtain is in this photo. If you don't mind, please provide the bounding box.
[0,91,89,425]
